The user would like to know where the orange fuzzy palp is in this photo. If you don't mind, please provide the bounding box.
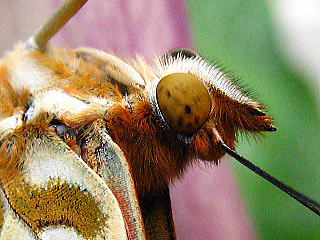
[210,90,275,134]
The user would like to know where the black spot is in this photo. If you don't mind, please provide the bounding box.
[185,105,192,114]
[177,118,183,126]
[167,91,171,97]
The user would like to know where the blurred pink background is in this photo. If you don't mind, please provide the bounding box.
[0,1,254,239]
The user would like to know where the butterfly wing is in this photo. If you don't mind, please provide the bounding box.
[0,129,128,239]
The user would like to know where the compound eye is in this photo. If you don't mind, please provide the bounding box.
[156,73,212,135]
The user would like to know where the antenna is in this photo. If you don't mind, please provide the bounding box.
[219,140,320,216]
[28,0,88,51]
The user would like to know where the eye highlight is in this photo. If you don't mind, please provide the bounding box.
[156,72,212,135]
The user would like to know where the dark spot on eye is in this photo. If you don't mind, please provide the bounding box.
[167,91,171,97]
[177,118,183,126]
[185,105,192,114]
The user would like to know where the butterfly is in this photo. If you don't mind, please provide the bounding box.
[0,0,318,239]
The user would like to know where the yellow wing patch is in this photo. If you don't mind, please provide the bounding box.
[3,178,107,239]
